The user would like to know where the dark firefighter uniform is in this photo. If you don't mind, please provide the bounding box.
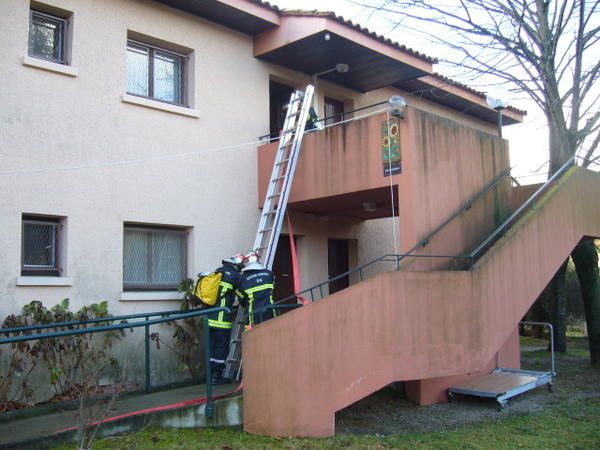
[208,260,240,383]
[236,266,277,326]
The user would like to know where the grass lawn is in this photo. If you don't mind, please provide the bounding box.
[59,398,600,449]
[54,337,600,449]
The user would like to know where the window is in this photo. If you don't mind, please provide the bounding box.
[127,40,186,105]
[123,225,187,290]
[21,215,62,276]
[28,9,69,64]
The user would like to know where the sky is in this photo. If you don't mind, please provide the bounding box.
[271,0,554,184]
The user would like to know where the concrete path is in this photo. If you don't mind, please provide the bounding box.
[0,383,241,449]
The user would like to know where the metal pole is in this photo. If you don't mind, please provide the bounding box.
[497,107,504,138]
[145,316,151,393]
[204,316,214,419]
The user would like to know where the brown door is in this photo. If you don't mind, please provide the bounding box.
[272,235,296,305]
[324,97,344,126]
[328,239,349,294]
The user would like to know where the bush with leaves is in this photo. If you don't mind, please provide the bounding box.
[0,299,126,410]
[148,279,206,381]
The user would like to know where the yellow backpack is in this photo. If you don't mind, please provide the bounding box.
[193,272,222,306]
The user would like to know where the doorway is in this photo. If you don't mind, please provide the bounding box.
[269,80,295,139]
[272,235,297,304]
[328,239,350,294]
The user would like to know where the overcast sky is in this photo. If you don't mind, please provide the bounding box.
[271,0,552,183]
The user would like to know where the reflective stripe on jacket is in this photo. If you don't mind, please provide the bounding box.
[208,264,240,329]
[236,269,276,326]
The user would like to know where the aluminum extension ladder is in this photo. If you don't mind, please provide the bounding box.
[222,84,315,381]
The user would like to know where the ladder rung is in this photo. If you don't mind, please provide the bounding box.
[262,210,276,216]
[272,176,285,182]
[267,192,282,199]
[276,158,290,166]
[259,228,273,233]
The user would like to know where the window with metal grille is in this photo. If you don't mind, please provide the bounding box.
[123,225,187,290]
[29,10,68,64]
[21,215,61,276]
[127,40,186,106]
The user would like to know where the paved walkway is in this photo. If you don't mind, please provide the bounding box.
[0,383,240,449]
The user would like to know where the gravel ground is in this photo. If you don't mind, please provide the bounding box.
[335,339,600,435]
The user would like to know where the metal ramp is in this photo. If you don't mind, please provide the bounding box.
[448,368,553,410]
[222,84,315,381]
[448,321,555,409]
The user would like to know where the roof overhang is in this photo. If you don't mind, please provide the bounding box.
[396,75,525,125]
[152,0,280,35]
[255,15,434,92]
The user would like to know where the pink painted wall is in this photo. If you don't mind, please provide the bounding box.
[243,168,600,437]
[257,108,511,265]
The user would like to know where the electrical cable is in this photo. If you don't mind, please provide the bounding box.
[385,109,399,255]
[0,107,389,176]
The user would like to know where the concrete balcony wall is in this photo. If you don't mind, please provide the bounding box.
[243,168,600,437]
[257,107,511,268]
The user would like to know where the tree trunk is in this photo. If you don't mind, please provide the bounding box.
[550,260,569,353]
[571,240,600,365]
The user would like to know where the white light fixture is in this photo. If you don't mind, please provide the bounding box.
[362,202,377,212]
[312,63,350,114]
[485,87,510,138]
[335,63,349,73]
[324,33,331,41]
[388,95,407,118]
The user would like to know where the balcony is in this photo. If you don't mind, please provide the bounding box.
[258,110,404,220]
[258,106,513,260]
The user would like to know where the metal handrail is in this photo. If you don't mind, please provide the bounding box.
[258,167,512,309]
[0,306,231,417]
[259,100,389,142]
[520,321,555,375]
[468,155,576,263]
[0,307,192,335]
[404,168,512,253]
[258,253,473,312]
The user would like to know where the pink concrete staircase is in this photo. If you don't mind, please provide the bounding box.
[243,167,600,437]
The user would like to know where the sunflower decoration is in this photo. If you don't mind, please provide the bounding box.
[381,118,401,165]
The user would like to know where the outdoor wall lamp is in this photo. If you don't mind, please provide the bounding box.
[486,90,509,138]
[388,95,407,118]
[312,63,350,114]
[362,202,377,213]
[313,63,350,78]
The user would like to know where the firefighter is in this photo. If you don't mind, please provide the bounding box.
[208,254,243,385]
[236,251,277,327]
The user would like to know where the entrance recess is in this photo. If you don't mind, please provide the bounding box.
[328,239,349,294]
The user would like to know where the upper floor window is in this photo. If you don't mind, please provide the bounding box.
[127,40,186,106]
[123,224,188,290]
[28,6,71,65]
[22,215,63,276]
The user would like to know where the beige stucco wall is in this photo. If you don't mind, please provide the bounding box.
[1,0,266,316]
[0,0,506,318]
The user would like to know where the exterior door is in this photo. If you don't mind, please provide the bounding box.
[324,97,344,126]
[328,239,349,294]
[272,235,296,305]
[269,81,295,139]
